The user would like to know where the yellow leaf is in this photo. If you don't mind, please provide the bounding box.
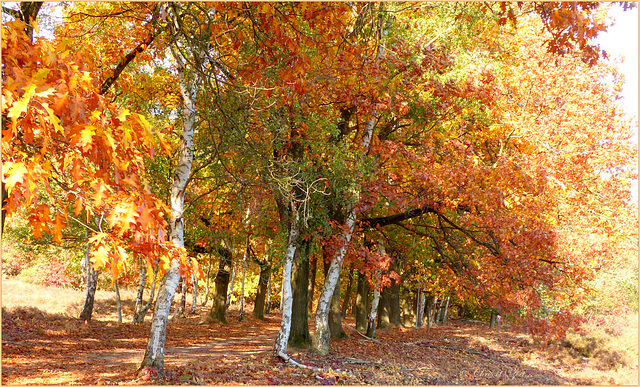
[7,84,36,126]
[91,243,110,270]
[117,108,131,121]
[3,161,28,193]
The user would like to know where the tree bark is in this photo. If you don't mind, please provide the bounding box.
[322,254,346,339]
[274,203,300,358]
[172,277,187,320]
[80,227,99,322]
[140,28,196,370]
[366,270,382,338]
[207,246,233,324]
[239,235,249,321]
[265,274,272,315]
[377,286,390,329]
[252,256,271,320]
[355,269,370,332]
[134,258,147,318]
[189,272,198,314]
[425,295,436,329]
[226,258,236,309]
[388,260,402,327]
[289,239,311,348]
[442,296,450,325]
[133,262,159,323]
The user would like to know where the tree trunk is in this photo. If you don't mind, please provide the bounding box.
[252,252,271,320]
[323,254,346,339]
[436,297,446,324]
[377,286,390,329]
[289,239,311,348]
[201,260,212,306]
[425,295,436,329]
[172,276,187,320]
[355,270,369,332]
[133,262,160,323]
[189,272,198,314]
[273,203,300,358]
[312,205,356,355]
[239,235,249,321]
[307,254,317,314]
[442,296,450,325]
[388,260,402,327]
[341,266,354,317]
[226,258,236,309]
[114,280,122,323]
[140,31,197,370]
[415,290,425,328]
[490,309,498,329]
[80,228,99,322]
[366,269,382,338]
[207,246,233,324]
[134,257,147,318]
[265,274,272,315]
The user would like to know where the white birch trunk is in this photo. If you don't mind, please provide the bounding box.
[189,272,198,314]
[311,205,356,355]
[273,203,300,358]
[140,42,196,370]
[366,239,385,338]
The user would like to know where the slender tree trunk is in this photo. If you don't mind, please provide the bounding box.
[323,253,346,339]
[265,275,272,315]
[377,286,390,328]
[207,247,233,324]
[201,260,212,306]
[114,280,122,323]
[239,235,249,321]
[140,31,196,370]
[388,260,402,327]
[341,266,354,317]
[289,239,311,348]
[274,203,300,358]
[133,262,160,323]
[355,270,369,332]
[172,277,187,321]
[226,258,236,309]
[252,253,271,320]
[134,257,147,318]
[442,296,450,325]
[366,270,382,338]
[189,272,198,314]
[307,254,317,314]
[426,295,436,329]
[490,309,498,329]
[80,227,99,322]
[437,297,445,324]
[416,289,425,328]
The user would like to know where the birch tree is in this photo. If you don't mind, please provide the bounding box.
[140,5,198,369]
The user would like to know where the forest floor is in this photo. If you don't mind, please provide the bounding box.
[1,279,638,385]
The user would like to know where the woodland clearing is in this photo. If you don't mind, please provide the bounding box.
[2,280,637,385]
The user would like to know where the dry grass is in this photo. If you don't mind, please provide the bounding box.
[2,279,140,322]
